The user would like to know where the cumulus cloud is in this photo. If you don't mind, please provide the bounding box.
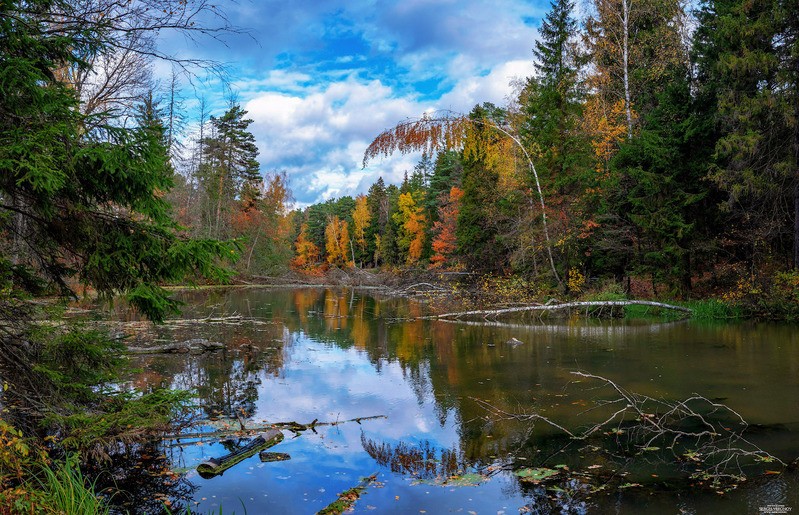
[165,1,547,205]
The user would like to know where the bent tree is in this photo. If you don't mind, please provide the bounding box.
[364,110,563,286]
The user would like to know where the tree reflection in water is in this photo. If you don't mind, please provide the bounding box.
[360,435,461,481]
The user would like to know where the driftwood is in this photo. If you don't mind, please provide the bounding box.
[125,338,225,354]
[161,414,387,441]
[196,429,284,478]
[437,300,692,320]
[472,371,785,489]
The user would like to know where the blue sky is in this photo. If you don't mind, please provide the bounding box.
[163,0,549,207]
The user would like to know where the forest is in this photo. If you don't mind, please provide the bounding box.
[161,0,799,305]
[0,0,798,511]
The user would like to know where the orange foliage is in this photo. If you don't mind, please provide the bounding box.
[291,223,320,270]
[325,215,353,268]
[430,186,464,268]
[363,112,470,167]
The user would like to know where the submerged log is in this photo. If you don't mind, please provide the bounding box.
[316,474,378,515]
[259,451,291,462]
[196,429,284,478]
[126,338,225,354]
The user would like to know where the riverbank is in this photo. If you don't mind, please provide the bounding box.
[234,267,799,321]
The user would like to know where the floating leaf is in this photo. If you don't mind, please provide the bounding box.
[515,467,559,482]
[447,472,485,486]
[642,446,660,452]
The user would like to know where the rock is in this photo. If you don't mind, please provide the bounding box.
[506,337,524,346]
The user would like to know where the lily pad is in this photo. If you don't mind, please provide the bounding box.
[446,472,485,486]
[514,467,559,482]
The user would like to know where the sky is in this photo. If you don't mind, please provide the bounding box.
[163,0,550,207]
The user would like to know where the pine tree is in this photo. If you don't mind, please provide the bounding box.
[199,104,261,238]
[0,0,235,441]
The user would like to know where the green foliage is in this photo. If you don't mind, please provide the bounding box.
[46,389,192,456]
[1,423,107,514]
[31,325,124,403]
[37,456,110,515]
[680,299,743,320]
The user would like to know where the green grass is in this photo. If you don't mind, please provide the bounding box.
[37,457,109,515]
[677,299,743,320]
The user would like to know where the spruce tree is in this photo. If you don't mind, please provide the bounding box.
[694,0,799,270]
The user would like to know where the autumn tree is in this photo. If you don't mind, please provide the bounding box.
[393,192,427,265]
[584,0,686,140]
[351,195,371,266]
[292,222,321,271]
[364,107,562,283]
[430,187,464,268]
[232,171,294,275]
[325,215,353,268]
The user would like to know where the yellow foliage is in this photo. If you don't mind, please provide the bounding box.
[568,267,586,294]
[291,223,320,270]
[352,195,371,253]
[393,192,427,265]
[325,216,353,268]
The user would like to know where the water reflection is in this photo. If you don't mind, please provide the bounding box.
[108,287,799,514]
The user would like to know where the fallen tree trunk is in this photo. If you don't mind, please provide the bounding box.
[125,338,225,354]
[161,414,387,441]
[437,300,692,320]
[196,429,284,478]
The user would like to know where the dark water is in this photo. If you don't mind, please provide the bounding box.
[111,287,799,514]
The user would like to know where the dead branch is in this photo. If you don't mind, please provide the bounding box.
[472,371,784,489]
[125,338,224,354]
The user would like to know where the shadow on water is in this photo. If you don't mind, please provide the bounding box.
[94,287,799,514]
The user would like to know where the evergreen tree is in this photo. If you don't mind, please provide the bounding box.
[698,0,799,270]
[522,0,588,193]
[198,104,260,238]
[457,104,508,271]
[366,177,388,266]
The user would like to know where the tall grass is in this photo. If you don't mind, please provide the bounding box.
[38,457,109,515]
[621,299,743,321]
[678,299,743,320]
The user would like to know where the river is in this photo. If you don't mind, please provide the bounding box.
[105,286,799,514]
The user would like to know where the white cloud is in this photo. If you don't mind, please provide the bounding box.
[164,0,551,205]
[243,57,534,205]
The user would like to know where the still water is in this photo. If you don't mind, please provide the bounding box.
[110,287,799,514]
